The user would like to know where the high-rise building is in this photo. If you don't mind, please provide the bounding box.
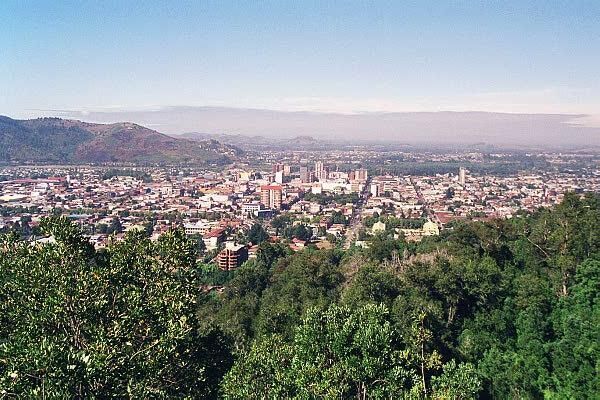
[260,185,283,209]
[315,161,324,173]
[370,183,379,197]
[314,161,328,180]
[354,168,368,181]
[283,164,291,176]
[300,166,311,183]
[458,167,467,186]
[272,163,285,173]
[275,170,284,184]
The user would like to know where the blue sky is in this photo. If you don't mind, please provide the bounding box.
[1,1,599,117]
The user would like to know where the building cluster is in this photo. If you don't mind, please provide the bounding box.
[1,149,598,269]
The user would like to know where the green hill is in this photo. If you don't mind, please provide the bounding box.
[0,116,239,164]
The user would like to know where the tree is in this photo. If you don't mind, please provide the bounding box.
[430,360,481,400]
[270,214,290,236]
[106,217,123,234]
[366,235,405,262]
[220,335,295,398]
[548,258,600,398]
[0,217,232,398]
[342,264,401,308]
[222,304,420,399]
[190,233,207,254]
[255,250,344,338]
[284,224,312,241]
[256,241,290,268]
[247,223,268,245]
[331,210,347,225]
[326,233,337,245]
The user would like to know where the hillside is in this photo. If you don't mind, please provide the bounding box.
[1,194,598,397]
[180,131,329,150]
[0,116,239,164]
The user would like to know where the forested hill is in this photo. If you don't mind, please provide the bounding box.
[1,193,599,398]
[0,116,239,164]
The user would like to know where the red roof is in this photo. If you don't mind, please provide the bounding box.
[204,228,226,238]
[261,185,282,190]
[435,211,465,225]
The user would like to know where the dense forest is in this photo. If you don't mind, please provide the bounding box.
[1,193,598,398]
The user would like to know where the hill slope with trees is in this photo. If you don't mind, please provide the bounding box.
[0,116,238,164]
[1,193,598,398]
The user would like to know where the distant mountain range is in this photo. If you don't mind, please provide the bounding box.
[179,131,324,150]
[0,116,240,164]
[44,106,600,148]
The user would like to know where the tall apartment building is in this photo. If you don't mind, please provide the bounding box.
[458,167,467,186]
[217,242,248,270]
[275,170,284,184]
[300,166,311,183]
[370,183,379,197]
[315,161,324,173]
[272,163,285,173]
[354,168,368,181]
[314,161,328,181]
[260,184,282,209]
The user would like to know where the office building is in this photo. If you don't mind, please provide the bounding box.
[275,170,284,184]
[242,202,262,216]
[184,221,213,236]
[283,164,291,176]
[370,183,379,197]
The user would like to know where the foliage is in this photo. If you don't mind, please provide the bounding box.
[255,249,345,338]
[283,223,312,241]
[304,191,359,206]
[430,360,481,399]
[0,218,232,398]
[1,194,599,398]
[247,222,269,244]
[222,304,422,399]
[270,214,291,236]
[366,234,406,262]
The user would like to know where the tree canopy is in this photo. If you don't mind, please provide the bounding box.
[1,193,599,398]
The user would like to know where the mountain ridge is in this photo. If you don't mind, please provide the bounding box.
[47,106,600,147]
[0,116,239,165]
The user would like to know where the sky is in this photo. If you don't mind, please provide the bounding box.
[1,1,600,120]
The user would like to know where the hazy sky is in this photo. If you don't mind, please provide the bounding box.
[1,1,599,118]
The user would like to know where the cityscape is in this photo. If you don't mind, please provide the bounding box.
[2,1,599,399]
[2,148,598,267]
